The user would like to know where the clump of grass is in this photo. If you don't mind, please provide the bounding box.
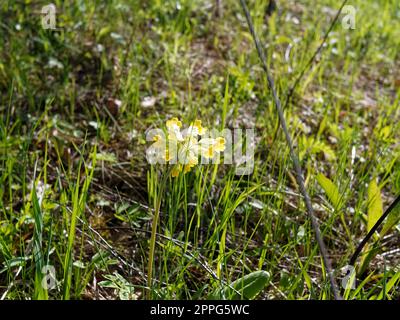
[62,146,96,300]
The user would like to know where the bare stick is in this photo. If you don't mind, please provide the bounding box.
[239,0,342,300]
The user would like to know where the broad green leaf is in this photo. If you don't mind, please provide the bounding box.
[367,180,383,233]
[210,270,270,300]
[316,173,342,209]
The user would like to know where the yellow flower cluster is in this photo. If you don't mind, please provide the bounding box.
[149,118,226,177]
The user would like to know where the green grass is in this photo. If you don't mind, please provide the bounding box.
[0,0,400,300]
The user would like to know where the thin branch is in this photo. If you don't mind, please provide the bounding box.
[349,194,400,267]
[283,0,349,111]
[239,0,342,300]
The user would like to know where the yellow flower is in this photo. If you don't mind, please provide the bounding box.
[171,165,182,177]
[147,132,167,164]
[183,119,207,139]
[147,118,225,177]
[153,134,163,145]
[166,117,182,129]
[199,138,215,158]
[214,137,226,152]
[193,119,206,135]
[204,145,215,159]
[183,163,195,173]
[199,137,225,159]
[166,118,183,142]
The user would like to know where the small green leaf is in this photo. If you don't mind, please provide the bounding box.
[97,26,111,40]
[96,152,117,162]
[367,180,383,233]
[302,270,312,291]
[380,200,400,236]
[98,280,118,289]
[73,260,86,269]
[316,173,342,209]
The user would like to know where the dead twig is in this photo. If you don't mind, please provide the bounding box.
[239,0,342,300]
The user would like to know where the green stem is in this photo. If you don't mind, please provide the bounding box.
[147,170,168,299]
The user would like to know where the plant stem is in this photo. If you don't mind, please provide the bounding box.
[147,170,168,299]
